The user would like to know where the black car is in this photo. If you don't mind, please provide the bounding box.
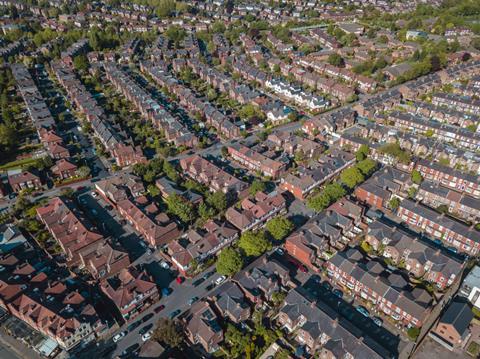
[127,321,141,332]
[139,323,153,335]
[206,283,215,291]
[121,343,139,357]
[142,313,154,322]
[192,277,205,287]
[203,271,215,280]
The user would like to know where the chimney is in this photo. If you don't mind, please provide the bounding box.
[310,300,317,308]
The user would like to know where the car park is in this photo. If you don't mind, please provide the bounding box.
[215,275,226,286]
[356,306,370,317]
[112,331,126,343]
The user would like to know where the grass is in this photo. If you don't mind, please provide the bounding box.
[0,157,38,171]
[467,341,480,357]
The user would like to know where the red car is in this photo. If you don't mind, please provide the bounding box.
[154,305,165,313]
[176,276,184,284]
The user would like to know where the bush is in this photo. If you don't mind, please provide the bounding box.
[407,327,420,341]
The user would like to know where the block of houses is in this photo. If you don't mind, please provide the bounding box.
[397,199,480,256]
[51,159,78,180]
[184,300,223,353]
[95,174,145,205]
[280,149,355,199]
[180,155,248,195]
[276,289,387,358]
[429,299,473,351]
[209,281,250,323]
[365,219,463,290]
[225,191,286,232]
[8,170,42,192]
[326,248,432,327]
[227,143,287,179]
[100,267,159,322]
[116,199,180,247]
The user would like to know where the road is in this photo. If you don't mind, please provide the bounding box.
[109,266,224,358]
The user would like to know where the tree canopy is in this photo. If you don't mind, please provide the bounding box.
[266,216,294,241]
[216,247,243,276]
[153,318,184,348]
[238,230,271,257]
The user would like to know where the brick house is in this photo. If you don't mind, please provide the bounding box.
[51,159,78,180]
[8,171,42,192]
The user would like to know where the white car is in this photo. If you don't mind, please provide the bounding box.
[160,261,170,270]
[141,330,153,342]
[112,331,126,343]
[215,275,226,286]
[91,191,98,197]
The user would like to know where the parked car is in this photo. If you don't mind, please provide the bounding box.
[121,344,139,358]
[192,277,205,287]
[356,306,370,317]
[206,283,215,291]
[160,261,170,270]
[333,289,343,298]
[203,271,215,280]
[275,248,284,255]
[373,317,383,327]
[154,304,165,313]
[321,281,332,291]
[113,331,126,343]
[215,275,226,286]
[91,191,98,197]
[176,276,184,284]
[127,321,141,332]
[169,309,181,319]
[139,324,153,335]
[141,330,153,342]
[162,287,172,296]
[188,296,199,306]
[142,313,154,322]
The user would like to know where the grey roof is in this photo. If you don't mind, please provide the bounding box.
[440,299,473,336]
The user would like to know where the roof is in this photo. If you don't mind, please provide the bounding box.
[438,299,473,336]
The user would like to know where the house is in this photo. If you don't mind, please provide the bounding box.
[8,170,42,192]
[51,159,78,180]
[326,248,432,327]
[112,143,147,168]
[167,220,238,274]
[0,224,27,254]
[36,197,104,266]
[180,155,248,195]
[184,300,223,353]
[95,174,145,205]
[276,289,386,358]
[227,143,287,179]
[79,241,130,280]
[459,266,480,309]
[210,281,250,323]
[225,191,286,232]
[116,199,180,247]
[155,177,202,204]
[100,267,159,321]
[397,199,480,256]
[430,299,473,350]
[234,255,290,305]
[365,219,463,290]
[280,150,355,199]
[383,63,413,81]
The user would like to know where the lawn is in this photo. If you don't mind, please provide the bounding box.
[0,157,38,171]
[467,341,480,357]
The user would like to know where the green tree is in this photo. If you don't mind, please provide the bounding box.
[216,247,243,276]
[163,161,180,183]
[340,167,364,189]
[77,166,91,178]
[249,179,266,196]
[206,191,227,212]
[198,202,215,220]
[153,318,184,348]
[411,169,423,184]
[389,197,401,210]
[166,194,196,223]
[356,159,377,176]
[328,53,345,67]
[266,216,294,241]
[73,54,88,72]
[239,230,271,257]
[355,144,369,161]
[156,0,176,18]
[165,25,186,45]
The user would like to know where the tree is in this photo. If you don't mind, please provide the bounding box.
[355,144,369,161]
[239,230,271,257]
[411,169,423,185]
[163,161,180,183]
[153,318,184,348]
[73,54,88,72]
[389,197,401,210]
[0,123,17,153]
[147,184,160,197]
[340,167,364,189]
[77,166,91,178]
[166,194,196,223]
[249,179,266,196]
[156,0,176,18]
[216,247,243,276]
[206,191,227,212]
[356,159,377,176]
[271,291,286,305]
[266,216,294,241]
[165,25,186,45]
[327,53,345,67]
[198,202,215,220]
